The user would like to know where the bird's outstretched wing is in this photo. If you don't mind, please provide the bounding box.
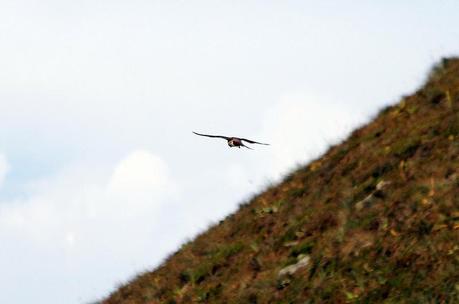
[241,143,254,150]
[193,131,231,140]
[240,138,270,145]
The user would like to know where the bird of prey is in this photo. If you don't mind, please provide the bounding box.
[193,131,269,150]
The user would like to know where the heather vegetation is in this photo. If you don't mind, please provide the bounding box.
[104,58,459,303]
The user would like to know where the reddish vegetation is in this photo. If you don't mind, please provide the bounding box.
[104,58,459,303]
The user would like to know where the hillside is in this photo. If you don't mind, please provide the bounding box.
[104,58,459,303]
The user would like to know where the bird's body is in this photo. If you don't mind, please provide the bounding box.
[193,132,269,149]
[228,137,247,148]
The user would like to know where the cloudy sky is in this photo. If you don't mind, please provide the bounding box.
[1,1,458,303]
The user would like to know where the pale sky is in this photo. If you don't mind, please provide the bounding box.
[1,1,458,303]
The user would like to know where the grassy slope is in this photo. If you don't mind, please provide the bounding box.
[104,58,459,304]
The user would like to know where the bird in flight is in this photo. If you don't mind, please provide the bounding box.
[193,131,269,150]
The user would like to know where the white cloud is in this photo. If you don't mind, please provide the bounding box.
[261,91,366,178]
[0,150,180,303]
[108,150,173,197]
[0,149,176,237]
[0,154,9,188]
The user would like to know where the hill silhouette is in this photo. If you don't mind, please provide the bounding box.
[103,58,459,303]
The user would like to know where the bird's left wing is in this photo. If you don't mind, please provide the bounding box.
[193,131,231,140]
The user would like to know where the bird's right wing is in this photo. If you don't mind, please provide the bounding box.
[193,131,231,140]
[240,138,270,145]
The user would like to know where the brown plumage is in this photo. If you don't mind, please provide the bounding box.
[192,131,269,149]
